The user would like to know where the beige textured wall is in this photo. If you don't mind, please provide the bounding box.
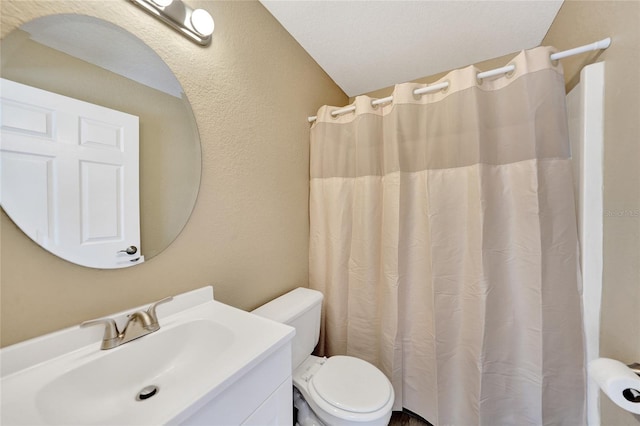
[543,2,640,425]
[0,0,347,347]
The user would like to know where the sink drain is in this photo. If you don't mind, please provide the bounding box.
[136,385,159,401]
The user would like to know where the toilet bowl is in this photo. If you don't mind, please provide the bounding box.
[293,355,394,426]
[252,288,394,426]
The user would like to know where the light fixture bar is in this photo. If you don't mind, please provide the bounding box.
[129,0,214,46]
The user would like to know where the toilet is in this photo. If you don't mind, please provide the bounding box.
[252,288,394,426]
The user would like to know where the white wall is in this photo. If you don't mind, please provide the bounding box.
[567,62,605,426]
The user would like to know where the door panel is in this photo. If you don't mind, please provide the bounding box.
[80,160,122,242]
[1,99,53,137]
[0,151,55,245]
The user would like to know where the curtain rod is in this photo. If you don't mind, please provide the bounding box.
[307,37,611,123]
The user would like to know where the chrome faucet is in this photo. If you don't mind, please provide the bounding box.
[81,297,173,350]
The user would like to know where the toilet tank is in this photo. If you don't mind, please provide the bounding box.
[252,288,323,370]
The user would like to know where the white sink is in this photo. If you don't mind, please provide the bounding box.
[0,287,294,425]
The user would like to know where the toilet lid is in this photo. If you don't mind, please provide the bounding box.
[309,356,392,414]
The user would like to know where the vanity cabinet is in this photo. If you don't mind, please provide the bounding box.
[179,343,293,425]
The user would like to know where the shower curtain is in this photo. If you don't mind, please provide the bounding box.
[309,46,585,425]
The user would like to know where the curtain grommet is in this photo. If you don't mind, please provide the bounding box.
[505,63,516,78]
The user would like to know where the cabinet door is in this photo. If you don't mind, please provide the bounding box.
[242,380,292,426]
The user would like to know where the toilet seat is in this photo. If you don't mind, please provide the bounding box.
[293,355,394,425]
[310,356,393,413]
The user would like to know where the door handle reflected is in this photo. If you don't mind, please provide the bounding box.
[118,246,138,255]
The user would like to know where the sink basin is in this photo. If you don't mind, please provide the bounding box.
[37,320,234,425]
[0,287,294,425]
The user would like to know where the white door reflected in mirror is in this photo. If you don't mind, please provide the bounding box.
[0,78,143,268]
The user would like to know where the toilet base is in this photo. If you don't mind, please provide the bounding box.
[294,387,325,426]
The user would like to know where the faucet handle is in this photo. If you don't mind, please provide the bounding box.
[146,296,174,323]
[81,318,119,339]
[80,318,121,349]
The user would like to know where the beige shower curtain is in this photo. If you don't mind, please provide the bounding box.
[309,46,585,425]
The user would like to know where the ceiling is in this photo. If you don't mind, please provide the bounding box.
[259,0,564,97]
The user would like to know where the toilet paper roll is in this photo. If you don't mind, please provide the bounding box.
[589,358,640,415]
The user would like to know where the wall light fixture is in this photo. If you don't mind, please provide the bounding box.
[129,0,214,46]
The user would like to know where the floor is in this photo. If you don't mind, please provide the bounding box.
[389,410,433,426]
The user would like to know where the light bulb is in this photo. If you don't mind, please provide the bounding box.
[190,8,214,37]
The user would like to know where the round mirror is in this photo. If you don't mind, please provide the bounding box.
[0,14,201,268]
